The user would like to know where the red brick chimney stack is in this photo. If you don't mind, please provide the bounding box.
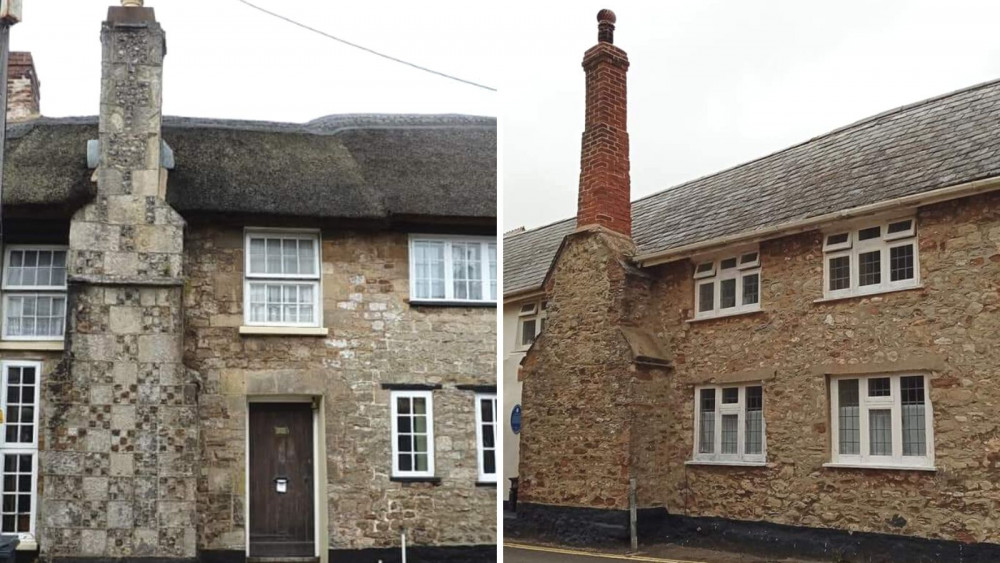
[576,9,631,237]
[7,52,39,122]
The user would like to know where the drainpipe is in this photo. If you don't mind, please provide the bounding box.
[629,477,637,552]
[401,527,407,563]
[0,0,23,245]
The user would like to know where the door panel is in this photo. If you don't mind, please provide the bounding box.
[249,402,315,557]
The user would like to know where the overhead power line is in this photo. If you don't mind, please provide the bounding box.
[234,0,497,92]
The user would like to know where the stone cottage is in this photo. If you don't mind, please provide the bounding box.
[506,9,1000,560]
[0,2,496,561]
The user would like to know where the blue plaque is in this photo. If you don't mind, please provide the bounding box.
[511,404,522,434]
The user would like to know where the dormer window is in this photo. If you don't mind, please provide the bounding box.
[693,249,761,320]
[822,218,918,300]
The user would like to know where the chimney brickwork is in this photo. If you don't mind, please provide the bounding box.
[44,6,197,558]
[7,51,39,122]
[576,9,631,237]
[517,10,661,536]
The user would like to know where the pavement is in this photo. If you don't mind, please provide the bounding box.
[504,542,820,563]
[505,543,698,562]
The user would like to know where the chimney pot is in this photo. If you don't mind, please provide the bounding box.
[597,9,616,43]
[121,0,143,6]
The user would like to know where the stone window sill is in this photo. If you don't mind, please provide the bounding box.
[822,462,936,472]
[238,326,329,336]
[15,535,37,551]
[684,460,769,468]
[813,284,924,304]
[686,308,764,324]
[0,341,64,351]
[407,299,497,308]
[390,476,442,484]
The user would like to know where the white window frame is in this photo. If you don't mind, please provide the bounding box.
[243,229,322,328]
[1,245,69,341]
[408,235,497,304]
[2,245,68,291]
[691,383,766,465]
[692,248,762,320]
[474,393,498,483]
[828,373,935,470]
[822,218,919,300]
[389,390,436,478]
[515,301,546,351]
[0,360,40,542]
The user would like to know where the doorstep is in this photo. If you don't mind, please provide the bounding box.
[247,558,320,563]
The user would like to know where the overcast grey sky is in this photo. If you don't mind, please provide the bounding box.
[11,0,496,120]
[502,0,1000,231]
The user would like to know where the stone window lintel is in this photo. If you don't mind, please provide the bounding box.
[687,367,776,387]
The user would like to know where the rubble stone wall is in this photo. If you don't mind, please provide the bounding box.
[643,191,1000,544]
[185,223,497,551]
[518,229,638,510]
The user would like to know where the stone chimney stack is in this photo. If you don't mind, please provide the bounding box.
[7,52,39,122]
[518,9,656,530]
[52,2,197,559]
[576,9,631,237]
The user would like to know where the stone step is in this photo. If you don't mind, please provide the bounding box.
[247,558,320,563]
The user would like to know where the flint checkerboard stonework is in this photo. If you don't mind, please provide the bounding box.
[15,4,495,559]
[45,8,198,559]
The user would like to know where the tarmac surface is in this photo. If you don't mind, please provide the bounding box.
[504,542,821,563]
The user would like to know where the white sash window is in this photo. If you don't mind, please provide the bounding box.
[0,361,39,542]
[475,394,498,483]
[390,390,436,478]
[409,235,497,304]
[515,301,546,350]
[243,230,322,327]
[2,246,68,340]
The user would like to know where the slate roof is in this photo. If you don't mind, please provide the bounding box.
[504,78,1000,296]
[4,114,496,222]
[504,218,575,298]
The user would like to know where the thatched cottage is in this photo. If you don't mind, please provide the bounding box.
[0,3,496,562]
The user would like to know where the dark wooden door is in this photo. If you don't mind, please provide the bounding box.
[249,403,315,557]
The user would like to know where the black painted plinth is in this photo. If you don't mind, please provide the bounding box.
[200,545,495,563]
[508,502,1000,562]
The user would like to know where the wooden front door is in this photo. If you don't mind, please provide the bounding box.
[249,403,315,557]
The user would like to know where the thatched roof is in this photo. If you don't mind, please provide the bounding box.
[4,119,96,215]
[3,114,496,222]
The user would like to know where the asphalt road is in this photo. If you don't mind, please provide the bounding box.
[504,546,631,562]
